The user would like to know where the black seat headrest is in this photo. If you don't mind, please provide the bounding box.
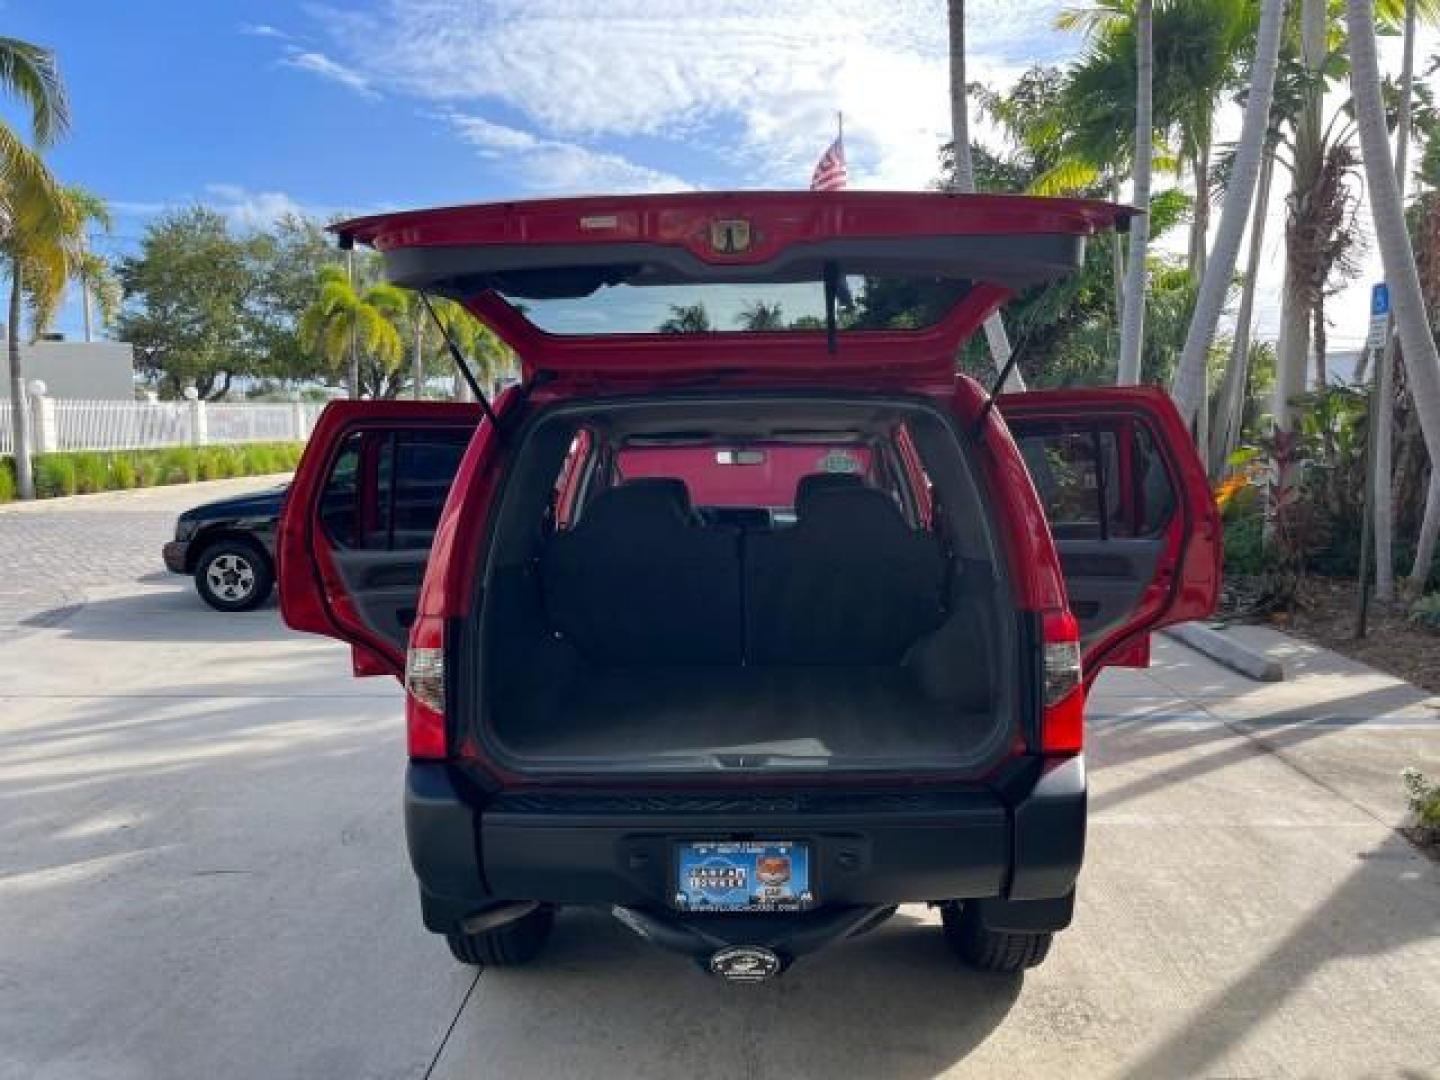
[794,472,866,516]
[798,485,912,540]
[580,478,695,531]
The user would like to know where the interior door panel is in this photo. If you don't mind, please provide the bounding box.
[998,387,1220,674]
[277,402,482,674]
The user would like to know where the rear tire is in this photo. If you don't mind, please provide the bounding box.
[194,538,273,612]
[446,906,554,967]
[942,902,1052,973]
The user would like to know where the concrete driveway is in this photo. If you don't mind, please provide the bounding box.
[1,481,1438,1079]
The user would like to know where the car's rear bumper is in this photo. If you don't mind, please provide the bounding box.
[162,541,190,574]
[404,756,1086,937]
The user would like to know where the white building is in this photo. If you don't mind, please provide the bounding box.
[0,333,137,401]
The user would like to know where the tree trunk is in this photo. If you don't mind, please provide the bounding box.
[1379,0,1415,600]
[1311,300,1328,386]
[1410,471,1440,594]
[412,312,426,401]
[1349,0,1440,600]
[1189,137,1212,282]
[7,259,35,499]
[947,0,1026,391]
[1172,0,1286,434]
[1273,0,1328,433]
[1117,0,1154,386]
[1111,175,1126,329]
[1210,150,1276,475]
[81,278,94,343]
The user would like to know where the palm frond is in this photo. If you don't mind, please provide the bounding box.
[0,37,70,145]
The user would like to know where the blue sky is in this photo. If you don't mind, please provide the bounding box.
[5,1,1429,350]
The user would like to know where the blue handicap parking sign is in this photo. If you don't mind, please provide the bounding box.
[1371,283,1389,317]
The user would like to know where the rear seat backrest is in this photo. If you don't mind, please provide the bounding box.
[745,483,947,665]
[541,479,743,664]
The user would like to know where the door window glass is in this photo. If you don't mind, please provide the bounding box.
[1016,422,1174,539]
[319,429,470,551]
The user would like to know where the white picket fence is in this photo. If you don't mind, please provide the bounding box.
[3,394,329,455]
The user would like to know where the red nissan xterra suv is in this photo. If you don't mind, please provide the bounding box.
[278,192,1219,981]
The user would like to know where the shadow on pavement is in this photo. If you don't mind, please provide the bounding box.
[434,907,1021,1079]
[20,587,285,643]
[1116,831,1439,1079]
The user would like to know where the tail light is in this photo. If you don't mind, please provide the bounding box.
[405,615,448,760]
[1040,609,1085,754]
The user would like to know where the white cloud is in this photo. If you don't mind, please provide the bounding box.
[441,112,691,195]
[309,0,1070,190]
[203,184,321,229]
[281,49,379,99]
[240,23,289,39]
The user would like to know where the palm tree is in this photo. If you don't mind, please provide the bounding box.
[299,264,406,397]
[657,303,712,333]
[736,299,785,331]
[1348,0,1440,588]
[947,0,1025,391]
[1116,0,1153,385]
[1209,147,1277,474]
[2,36,69,501]
[1170,0,1288,431]
[1375,0,1419,599]
[28,186,111,336]
[408,292,510,400]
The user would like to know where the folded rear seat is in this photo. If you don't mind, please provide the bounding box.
[541,479,742,664]
[744,481,947,665]
[542,475,946,669]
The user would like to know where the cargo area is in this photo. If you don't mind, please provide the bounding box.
[474,396,1016,774]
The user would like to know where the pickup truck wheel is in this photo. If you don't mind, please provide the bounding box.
[446,906,554,967]
[194,539,273,612]
[942,902,1052,973]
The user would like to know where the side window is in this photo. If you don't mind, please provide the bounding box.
[319,428,470,551]
[1017,421,1175,540]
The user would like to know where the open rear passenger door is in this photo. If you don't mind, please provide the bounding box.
[278,402,481,676]
[998,387,1220,677]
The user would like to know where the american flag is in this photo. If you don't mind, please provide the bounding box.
[809,135,847,191]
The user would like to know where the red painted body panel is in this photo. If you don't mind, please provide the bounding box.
[339,190,1129,262]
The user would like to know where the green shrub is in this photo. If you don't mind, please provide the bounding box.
[111,454,138,489]
[1402,768,1440,841]
[4,442,303,500]
[33,455,77,498]
[158,447,199,484]
[136,456,162,487]
[72,452,111,494]
[1408,594,1440,634]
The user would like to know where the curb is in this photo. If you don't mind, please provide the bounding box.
[1162,622,1286,682]
[0,473,292,514]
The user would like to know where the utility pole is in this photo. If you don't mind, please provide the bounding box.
[346,248,359,399]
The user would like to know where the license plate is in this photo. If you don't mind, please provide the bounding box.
[674,841,812,913]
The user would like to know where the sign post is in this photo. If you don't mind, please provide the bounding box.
[1354,283,1388,638]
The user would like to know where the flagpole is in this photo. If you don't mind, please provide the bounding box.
[837,111,844,145]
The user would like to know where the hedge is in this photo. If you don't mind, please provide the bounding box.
[0,443,304,503]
